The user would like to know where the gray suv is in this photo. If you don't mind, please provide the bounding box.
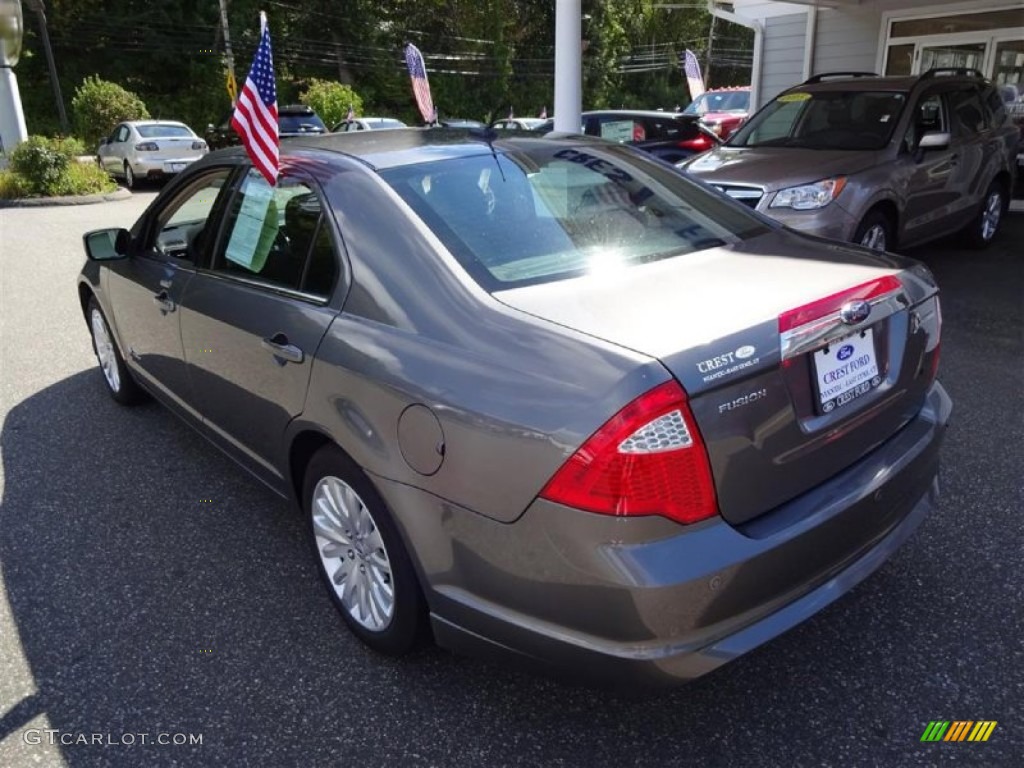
[682,69,1019,251]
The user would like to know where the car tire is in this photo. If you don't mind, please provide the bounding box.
[304,444,427,655]
[124,161,136,190]
[963,180,1005,249]
[87,297,147,405]
[853,209,893,252]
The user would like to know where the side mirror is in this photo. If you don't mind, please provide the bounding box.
[918,131,951,151]
[83,228,130,261]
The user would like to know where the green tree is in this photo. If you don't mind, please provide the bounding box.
[299,80,364,127]
[71,76,150,147]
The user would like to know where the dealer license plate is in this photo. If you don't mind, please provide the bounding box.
[813,329,881,413]
[168,162,187,172]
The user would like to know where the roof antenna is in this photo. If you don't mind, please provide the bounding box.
[468,125,505,182]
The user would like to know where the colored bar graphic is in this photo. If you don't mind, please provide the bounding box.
[945,721,973,741]
[921,721,997,742]
[968,722,998,742]
[921,721,949,741]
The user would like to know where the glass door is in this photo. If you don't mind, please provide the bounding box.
[918,42,987,73]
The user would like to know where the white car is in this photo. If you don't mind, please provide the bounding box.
[97,121,208,189]
[333,117,407,132]
[491,117,546,131]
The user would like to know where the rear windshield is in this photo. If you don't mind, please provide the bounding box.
[683,91,750,115]
[729,90,907,150]
[279,114,326,133]
[381,144,770,291]
[136,124,194,138]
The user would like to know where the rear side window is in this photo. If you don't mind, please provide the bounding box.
[212,169,338,298]
[382,144,769,291]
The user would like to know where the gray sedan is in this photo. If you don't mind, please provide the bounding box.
[78,130,950,685]
[97,120,208,189]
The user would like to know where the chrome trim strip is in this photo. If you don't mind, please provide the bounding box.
[780,291,907,360]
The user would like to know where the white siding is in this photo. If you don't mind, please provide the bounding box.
[812,7,882,77]
[760,13,808,104]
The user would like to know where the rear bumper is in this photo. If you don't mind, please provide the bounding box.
[378,382,951,687]
[134,157,203,176]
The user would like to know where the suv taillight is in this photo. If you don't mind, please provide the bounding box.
[539,381,718,525]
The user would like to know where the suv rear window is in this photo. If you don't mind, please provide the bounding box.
[381,144,769,291]
[730,90,907,150]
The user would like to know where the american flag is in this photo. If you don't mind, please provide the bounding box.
[681,49,705,100]
[539,106,547,119]
[404,43,435,124]
[346,104,355,122]
[232,13,278,185]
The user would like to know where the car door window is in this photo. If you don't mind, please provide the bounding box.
[213,169,338,298]
[948,87,988,137]
[148,169,234,263]
[904,92,946,150]
[116,125,130,143]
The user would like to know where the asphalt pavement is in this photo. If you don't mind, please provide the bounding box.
[0,191,1021,767]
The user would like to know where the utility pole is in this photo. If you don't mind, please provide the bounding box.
[218,0,236,105]
[24,0,67,132]
[704,12,716,89]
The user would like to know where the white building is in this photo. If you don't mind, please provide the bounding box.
[724,0,1024,108]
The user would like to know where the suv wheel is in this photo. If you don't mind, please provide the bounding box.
[854,210,893,252]
[963,181,1005,249]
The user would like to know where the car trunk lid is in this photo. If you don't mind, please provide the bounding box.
[494,229,941,525]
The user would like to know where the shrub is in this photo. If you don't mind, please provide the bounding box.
[0,170,31,199]
[72,76,150,147]
[299,79,363,128]
[8,136,71,194]
[1,136,116,198]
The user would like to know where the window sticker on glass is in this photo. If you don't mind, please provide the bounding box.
[225,175,276,270]
[778,92,812,103]
[600,120,636,142]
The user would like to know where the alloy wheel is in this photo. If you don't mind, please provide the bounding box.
[980,191,1002,242]
[90,308,121,393]
[312,475,395,631]
[859,223,887,251]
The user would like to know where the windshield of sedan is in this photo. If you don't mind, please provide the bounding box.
[729,90,907,150]
[683,91,750,115]
[381,144,770,290]
[136,124,194,138]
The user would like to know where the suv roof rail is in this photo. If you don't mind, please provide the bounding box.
[920,67,985,80]
[803,71,878,84]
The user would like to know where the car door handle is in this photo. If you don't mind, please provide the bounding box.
[261,334,304,364]
[153,290,176,314]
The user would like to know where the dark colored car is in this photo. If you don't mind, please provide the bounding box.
[78,130,949,686]
[205,104,327,150]
[535,110,720,163]
[682,69,1018,252]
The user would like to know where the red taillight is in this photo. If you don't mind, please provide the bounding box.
[539,381,718,525]
[679,135,713,152]
[778,275,902,333]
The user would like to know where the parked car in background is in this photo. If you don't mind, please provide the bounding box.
[97,121,208,190]
[437,118,487,129]
[534,110,720,163]
[333,117,408,132]
[682,69,1018,252]
[78,129,949,686]
[205,104,327,150]
[682,86,751,139]
[491,117,546,131]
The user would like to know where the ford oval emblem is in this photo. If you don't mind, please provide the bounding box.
[837,344,854,361]
[839,299,871,325]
